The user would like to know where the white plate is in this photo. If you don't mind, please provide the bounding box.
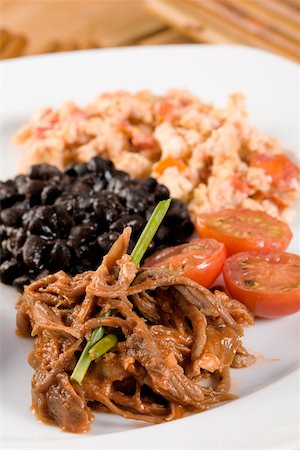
[0,45,299,450]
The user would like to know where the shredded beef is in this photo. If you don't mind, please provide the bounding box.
[17,227,255,433]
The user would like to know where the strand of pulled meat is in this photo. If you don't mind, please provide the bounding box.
[17,227,254,433]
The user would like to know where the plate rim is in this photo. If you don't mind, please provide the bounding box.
[0,43,299,450]
[0,42,298,68]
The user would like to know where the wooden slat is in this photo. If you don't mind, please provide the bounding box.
[41,41,62,54]
[0,0,298,61]
[41,39,100,54]
[146,0,245,44]
[0,0,166,55]
[0,34,26,59]
[223,0,300,43]
[148,0,299,62]
[49,41,78,52]
[190,0,299,59]
[280,0,300,12]
[137,27,193,45]
[76,39,100,50]
[245,0,300,27]
[0,29,10,51]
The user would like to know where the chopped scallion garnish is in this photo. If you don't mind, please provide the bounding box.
[89,334,118,361]
[70,311,111,384]
[70,199,171,384]
[131,199,171,266]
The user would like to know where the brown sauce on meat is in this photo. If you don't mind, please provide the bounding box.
[17,227,255,433]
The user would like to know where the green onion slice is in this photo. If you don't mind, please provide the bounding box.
[131,199,171,266]
[89,334,118,361]
[71,199,171,384]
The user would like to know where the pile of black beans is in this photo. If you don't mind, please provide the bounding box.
[0,157,194,291]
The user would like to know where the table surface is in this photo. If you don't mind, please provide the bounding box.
[0,0,298,61]
[0,0,191,58]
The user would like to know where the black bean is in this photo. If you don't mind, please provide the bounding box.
[64,163,89,177]
[13,275,31,292]
[53,205,74,237]
[154,184,169,200]
[72,174,97,193]
[114,170,130,181]
[22,206,39,228]
[55,195,78,216]
[1,207,20,227]
[0,157,193,291]
[166,199,188,220]
[22,236,49,271]
[72,244,88,260]
[97,231,120,254]
[91,178,106,193]
[68,223,98,258]
[35,269,50,279]
[107,177,128,197]
[26,205,73,238]
[155,225,170,242]
[0,225,7,240]
[0,246,10,264]
[81,213,99,228]
[142,177,158,192]
[41,184,62,204]
[145,205,155,221]
[93,191,124,222]
[110,214,145,234]
[49,240,71,270]
[124,190,150,214]
[26,208,53,237]
[74,211,90,225]
[176,219,194,240]
[87,156,114,174]
[17,179,45,196]
[68,222,97,244]
[0,259,24,284]
[6,228,26,254]
[0,180,22,209]
[127,239,135,254]
[76,193,93,211]
[15,175,28,194]
[146,240,156,253]
[0,202,28,227]
[28,164,61,180]
[77,242,100,267]
[1,238,9,252]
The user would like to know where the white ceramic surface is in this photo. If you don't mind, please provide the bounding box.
[0,45,299,450]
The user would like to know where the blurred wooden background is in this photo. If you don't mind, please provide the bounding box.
[0,0,299,61]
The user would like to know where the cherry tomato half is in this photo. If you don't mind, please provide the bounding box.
[223,252,300,319]
[195,209,292,256]
[144,239,226,287]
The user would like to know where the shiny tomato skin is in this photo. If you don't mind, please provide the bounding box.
[195,209,292,256]
[144,239,226,287]
[223,252,300,319]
